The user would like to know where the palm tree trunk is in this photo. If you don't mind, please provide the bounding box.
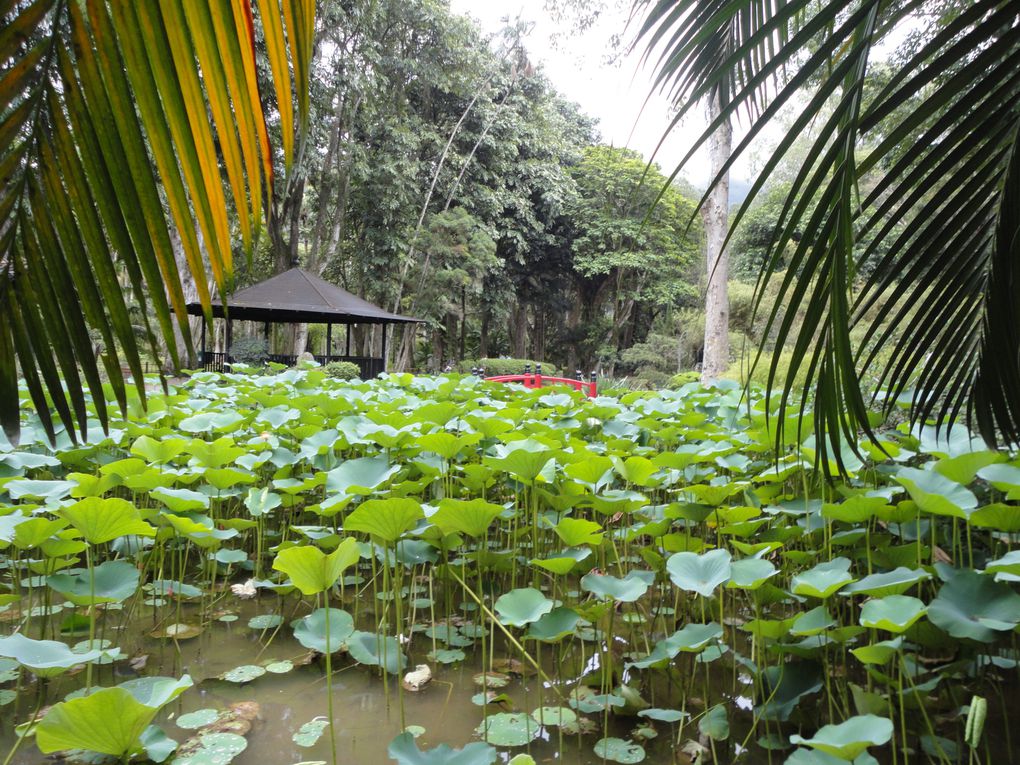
[701,92,732,382]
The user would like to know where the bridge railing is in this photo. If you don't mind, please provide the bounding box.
[476,364,597,398]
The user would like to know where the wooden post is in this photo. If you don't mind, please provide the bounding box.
[200,318,206,367]
[380,323,387,373]
[346,324,351,356]
[326,323,332,361]
[226,319,233,362]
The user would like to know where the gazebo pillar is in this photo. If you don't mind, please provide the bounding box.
[381,324,387,372]
[226,319,233,361]
[326,323,332,361]
[346,324,352,356]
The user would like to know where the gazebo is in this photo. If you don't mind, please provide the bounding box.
[185,268,421,378]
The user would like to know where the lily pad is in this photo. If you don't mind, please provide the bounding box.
[593,738,646,763]
[176,709,222,730]
[388,731,497,765]
[247,614,283,630]
[474,712,540,747]
[219,665,266,683]
[293,717,329,747]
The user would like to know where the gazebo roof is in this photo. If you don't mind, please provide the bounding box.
[185,268,421,325]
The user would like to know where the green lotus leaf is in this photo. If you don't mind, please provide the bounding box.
[0,633,109,676]
[6,479,75,502]
[36,687,157,756]
[151,487,210,513]
[530,547,592,575]
[859,596,927,633]
[531,706,577,727]
[48,560,139,605]
[213,549,247,565]
[593,737,646,764]
[204,467,256,491]
[388,731,497,765]
[894,467,977,519]
[178,731,249,763]
[484,440,554,483]
[244,487,282,517]
[291,608,355,653]
[927,569,1020,642]
[553,516,605,546]
[977,463,1020,499]
[758,662,824,722]
[580,569,654,602]
[256,405,300,429]
[791,558,855,599]
[728,556,779,589]
[11,517,68,550]
[841,567,930,597]
[220,664,266,683]
[785,749,880,765]
[431,498,503,538]
[293,717,329,747]
[790,607,836,637]
[346,630,407,673]
[638,708,687,723]
[612,455,659,487]
[344,498,423,543]
[525,607,580,642]
[57,497,155,544]
[563,455,615,490]
[970,503,1020,532]
[139,724,178,763]
[985,550,1020,579]
[163,513,236,548]
[247,614,283,630]
[494,588,554,627]
[699,704,729,741]
[850,638,903,665]
[272,537,360,595]
[666,549,732,597]
[176,709,221,729]
[790,715,894,760]
[474,712,540,747]
[130,435,188,464]
[628,623,723,669]
[820,496,890,523]
[325,456,400,495]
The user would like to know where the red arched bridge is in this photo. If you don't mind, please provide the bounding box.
[474,364,597,398]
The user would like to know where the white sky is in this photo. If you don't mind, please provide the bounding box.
[448,0,743,187]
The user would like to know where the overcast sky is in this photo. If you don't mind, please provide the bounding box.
[448,0,744,188]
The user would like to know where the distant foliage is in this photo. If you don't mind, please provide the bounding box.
[459,358,561,377]
[229,337,269,366]
[324,361,361,380]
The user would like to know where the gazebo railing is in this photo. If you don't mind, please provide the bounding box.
[198,352,383,379]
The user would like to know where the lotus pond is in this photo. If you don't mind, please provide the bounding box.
[1,369,1019,765]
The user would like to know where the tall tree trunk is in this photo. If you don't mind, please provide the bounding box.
[701,93,732,382]
[510,303,528,358]
[479,307,489,359]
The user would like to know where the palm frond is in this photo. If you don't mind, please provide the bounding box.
[636,0,1020,460]
[0,0,313,444]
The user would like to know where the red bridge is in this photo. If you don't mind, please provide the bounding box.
[475,365,597,398]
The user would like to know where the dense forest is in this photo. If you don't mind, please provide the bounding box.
[192,0,708,383]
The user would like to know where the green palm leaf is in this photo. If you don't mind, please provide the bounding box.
[0,0,314,444]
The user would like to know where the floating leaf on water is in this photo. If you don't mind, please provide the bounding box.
[176,709,222,730]
[474,712,540,747]
[472,672,510,688]
[151,623,203,641]
[264,661,294,674]
[388,731,497,765]
[471,691,512,707]
[292,717,329,747]
[219,665,266,684]
[217,614,239,623]
[178,731,249,764]
[593,737,646,764]
[531,706,577,727]
[247,614,283,630]
[427,649,465,664]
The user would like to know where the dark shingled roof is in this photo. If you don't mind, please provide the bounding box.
[185,268,421,324]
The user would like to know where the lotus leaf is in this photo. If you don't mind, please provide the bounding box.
[388,731,497,765]
[272,537,360,595]
[0,633,109,676]
[324,456,400,494]
[927,569,1020,642]
[293,717,329,747]
[494,588,554,626]
[894,467,977,519]
[346,630,407,673]
[176,709,221,729]
[791,558,855,599]
[292,608,355,653]
[628,623,723,669]
[790,715,893,760]
[344,498,423,543]
[525,607,580,642]
[48,559,139,605]
[593,738,646,763]
[580,569,654,602]
[57,497,155,543]
[666,549,732,597]
[859,596,927,633]
[474,712,540,747]
[430,498,503,538]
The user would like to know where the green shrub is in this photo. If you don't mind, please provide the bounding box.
[459,358,560,376]
[669,371,701,388]
[229,336,269,365]
[324,361,361,380]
